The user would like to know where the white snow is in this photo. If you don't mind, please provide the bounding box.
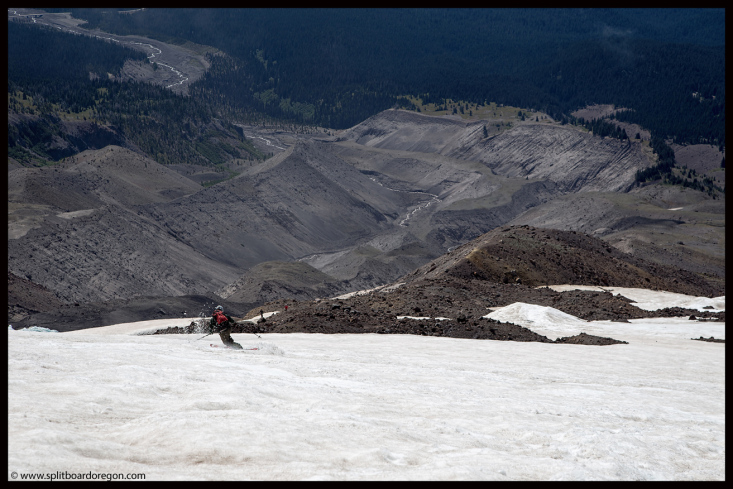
[484,302,724,342]
[8,289,726,480]
[65,318,194,336]
[544,286,725,312]
[8,325,59,333]
[483,302,590,340]
[397,316,451,321]
[62,313,282,338]
[240,311,280,323]
[333,283,405,300]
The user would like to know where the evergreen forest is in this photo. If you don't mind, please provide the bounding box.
[42,8,725,147]
[8,21,265,169]
[8,9,725,181]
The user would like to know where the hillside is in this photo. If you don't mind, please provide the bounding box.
[8,144,203,244]
[8,108,724,324]
[7,20,263,172]
[10,293,251,333]
[9,145,201,209]
[295,109,657,288]
[341,110,649,192]
[8,146,239,303]
[8,271,66,325]
[505,186,726,291]
[401,225,721,298]
[23,222,722,333]
[8,137,416,304]
[223,224,722,343]
[137,139,413,268]
[10,108,726,314]
[217,261,346,305]
[7,112,128,166]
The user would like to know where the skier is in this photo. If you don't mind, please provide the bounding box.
[210,305,243,349]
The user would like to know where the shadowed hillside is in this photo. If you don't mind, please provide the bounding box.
[217,261,346,304]
[402,225,722,298]
[341,110,650,192]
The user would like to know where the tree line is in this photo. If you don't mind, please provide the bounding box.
[8,22,265,168]
[47,8,724,146]
[9,9,726,194]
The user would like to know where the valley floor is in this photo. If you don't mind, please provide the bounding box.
[8,299,725,480]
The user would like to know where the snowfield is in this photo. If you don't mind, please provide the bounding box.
[8,294,725,480]
[545,285,725,312]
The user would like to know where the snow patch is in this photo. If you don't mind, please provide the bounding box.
[56,209,97,219]
[397,316,450,321]
[241,311,279,323]
[64,317,193,336]
[333,282,405,300]
[544,285,725,312]
[9,325,59,333]
[484,302,589,340]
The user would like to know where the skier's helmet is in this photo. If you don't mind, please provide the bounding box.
[215,305,223,311]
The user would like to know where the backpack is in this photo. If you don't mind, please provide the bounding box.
[213,310,229,325]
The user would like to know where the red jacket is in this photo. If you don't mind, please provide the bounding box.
[213,310,228,325]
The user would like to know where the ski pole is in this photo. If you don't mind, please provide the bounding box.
[198,326,260,340]
[196,331,216,341]
[232,318,262,339]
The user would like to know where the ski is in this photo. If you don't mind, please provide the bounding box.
[210,343,258,350]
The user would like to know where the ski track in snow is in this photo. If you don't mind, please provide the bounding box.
[8,9,189,89]
[8,292,725,481]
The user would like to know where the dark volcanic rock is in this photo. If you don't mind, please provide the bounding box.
[11,295,252,333]
[554,333,628,346]
[403,225,723,298]
[147,228,725,346]
[155,304,629,346]
[8,271,67,324]
[153,275,650,345]
[691,336,725,343]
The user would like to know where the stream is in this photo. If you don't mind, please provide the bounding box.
[8,9,189,89]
